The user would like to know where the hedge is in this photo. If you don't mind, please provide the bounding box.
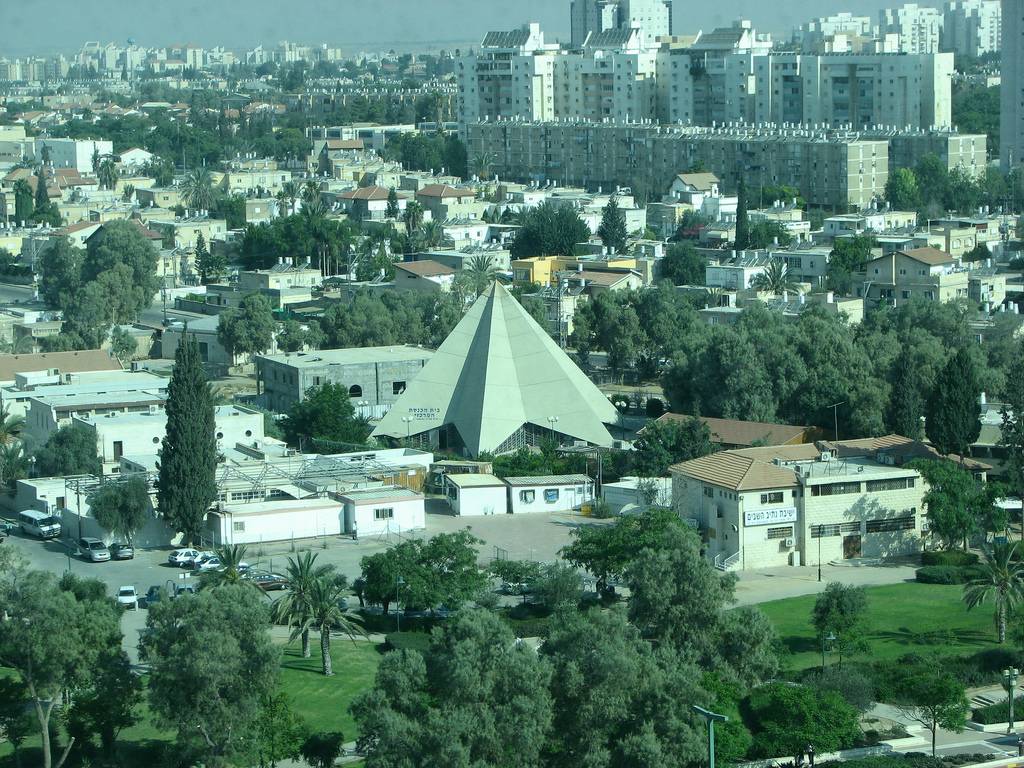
[972,694,1024,724]
[920,551,979,567]
[915,565,981,584]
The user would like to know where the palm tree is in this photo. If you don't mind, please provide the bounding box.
[418,220,446,249]
[963,542,1024,643]
[181,168,216,212]
[200,544,251,588]
[749,258,799,295]
[403,201,424,236]
[271,551,334,658]
[465,253,497,295]
[0,443,28,491]
[281,181,300,217]
[0,404,25,446]
[302,575,363,676]
[301,180,321,206]
[97,158,120,191]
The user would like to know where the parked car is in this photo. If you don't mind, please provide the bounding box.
[190,551,217,569]
[79,538,110,563]
[116,586,138,610]
[249,572,289,591]
[143,585,165,607]
[173,583,198,598]
[168,548,200,567]
[109,543,134,560]
[197,557,250,573]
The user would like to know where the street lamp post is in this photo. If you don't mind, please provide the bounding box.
[692,705,729,768]
[817,529,822,582]
[395,575,406,633]
[1005,667,1020,734]
[401,416,413,446]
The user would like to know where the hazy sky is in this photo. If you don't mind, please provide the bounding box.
[3,0,944,57]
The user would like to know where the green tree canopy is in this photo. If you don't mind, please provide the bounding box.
[351,610,551,768]
[509,202,590,260]
[33,423,101,477]
[157,333,217,544]
[812,582,870,663]
[218,292,277,358]
[87,476,150,544]
[747,682,860,762]
[659,242,707,286]
[142,585,280,766]
[597,196,628,254]
[925,346,981,458]
[890,658,968,756]
[281,383,371,449]
[632,416,713,477]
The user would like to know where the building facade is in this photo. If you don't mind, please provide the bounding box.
[1002,0,1024,169]
[257,346,434,416]
[943,0,1001,58]
[879,3,945,53]
[570,0,673,48]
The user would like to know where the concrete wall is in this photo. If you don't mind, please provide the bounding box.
[349,497,425,537]
[451,484,508,516]
[507,481,594,514]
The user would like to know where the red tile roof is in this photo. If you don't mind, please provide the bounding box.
[339,186,392,201]
[416,184,473,199]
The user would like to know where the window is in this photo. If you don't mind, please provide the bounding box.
[393,381,406,395]
[519,490,535,503]
[811,482,861,496]
[811,524,841,538]
[544,488,560,503]
[767,526,793,540]
[113,441,123,459]
[373,508,394,520]
[865,515,915,533]
[233,521,246,532]
[703,486,714,498]
[348,385,363,397]
[866,477,915,492]
[760,491,784,505]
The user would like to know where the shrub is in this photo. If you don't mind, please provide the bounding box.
[921,551,979,567]
[914,565,982,584]
[972,695,1024,724]
[384,632,432,654]
[915,566,966,584]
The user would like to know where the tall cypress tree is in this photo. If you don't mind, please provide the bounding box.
[385,187,400,219]
[597,196,628,254]
[925,347,981,460]
[157,333,217,544]
[886,350,923,439]
[33,172,50,213]
[734,179,750,251]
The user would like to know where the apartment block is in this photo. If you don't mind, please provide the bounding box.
[856,246,969,305]
[570,0,673,48]
[457,24,561,126]
[879,4,945,53]
[467,120,889,209]
[793,13,876,51]
[1001,0,1024,169]
[943,0,1001,58]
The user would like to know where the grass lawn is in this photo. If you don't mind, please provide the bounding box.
[759,582,1001,672]
[279,638,382,740]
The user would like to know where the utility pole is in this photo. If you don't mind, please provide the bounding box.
[828,401,845,442]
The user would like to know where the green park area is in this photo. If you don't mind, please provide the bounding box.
[760,582,1001,672]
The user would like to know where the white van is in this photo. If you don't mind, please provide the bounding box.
[19,509,62,539]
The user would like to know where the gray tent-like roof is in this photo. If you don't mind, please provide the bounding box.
[372,282,619,456]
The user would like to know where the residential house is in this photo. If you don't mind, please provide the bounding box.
[391,260,457,293]
[857,247,969,305]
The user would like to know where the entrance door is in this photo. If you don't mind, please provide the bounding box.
[843,534,862,559]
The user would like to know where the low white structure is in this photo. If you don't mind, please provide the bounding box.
[210,498,343,545]
[601,476,673,514]
[504,475,595,514]
[338,486,425,538]
[445,473,508,516]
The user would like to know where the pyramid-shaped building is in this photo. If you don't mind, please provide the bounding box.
[372,282,620,457]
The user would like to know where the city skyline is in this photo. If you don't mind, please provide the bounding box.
[3,0,950,57]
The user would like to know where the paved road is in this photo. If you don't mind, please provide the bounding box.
[0,281,35,305]
[733,561,919,606]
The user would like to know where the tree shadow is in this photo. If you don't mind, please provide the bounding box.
[873,626,992,647]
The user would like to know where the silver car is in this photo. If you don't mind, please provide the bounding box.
[79,537,110,562]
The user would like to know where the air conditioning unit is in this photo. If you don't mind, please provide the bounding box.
[820,451,832,462]
[783,537,795,548]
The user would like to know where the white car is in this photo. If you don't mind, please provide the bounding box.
[116,586,138,610]
[197,557,250,573]
[190,551,217,569]
[168,548,200,567]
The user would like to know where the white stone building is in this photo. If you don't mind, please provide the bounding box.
[879,4,945,53]
[943,0,1001,58]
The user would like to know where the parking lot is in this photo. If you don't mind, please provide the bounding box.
[2,505,608,657]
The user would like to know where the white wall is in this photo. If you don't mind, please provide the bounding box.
[508,481,594,514]
[213,500,344,545]
[452,484,508,516]
[350,497,425,537]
